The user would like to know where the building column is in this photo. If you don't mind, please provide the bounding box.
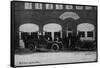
[19,32,25,48]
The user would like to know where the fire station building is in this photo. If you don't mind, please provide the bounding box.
[12,1,97,48]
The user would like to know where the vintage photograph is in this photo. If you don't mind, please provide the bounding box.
[11,1,97,67]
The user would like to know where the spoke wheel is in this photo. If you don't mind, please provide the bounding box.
[51,43,59,51]
[27,43,36,51]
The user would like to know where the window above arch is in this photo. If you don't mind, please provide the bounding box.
[59,12,80,20]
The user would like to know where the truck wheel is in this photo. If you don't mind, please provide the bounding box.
[27,43,36,51]
[51,43,60,51]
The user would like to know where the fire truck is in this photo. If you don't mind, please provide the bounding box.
[41,23,63,51]
[19,23,63,51]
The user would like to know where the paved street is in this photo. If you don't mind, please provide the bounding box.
[15,51,97,66]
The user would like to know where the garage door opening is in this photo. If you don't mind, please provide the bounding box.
[43,23,62,41]
[19,23,39,48]
[77,23,95,41]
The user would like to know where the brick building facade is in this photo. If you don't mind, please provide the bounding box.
[11,1,97,48]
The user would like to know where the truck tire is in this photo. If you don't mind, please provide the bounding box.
[27,43,36,51]
[51,43,60,51]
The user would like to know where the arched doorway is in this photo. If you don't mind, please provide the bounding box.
[59,12,80,38]
[77,23,95,41]
[43,23,62,41]
[43,23,63,51]
[19,23,39,49]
